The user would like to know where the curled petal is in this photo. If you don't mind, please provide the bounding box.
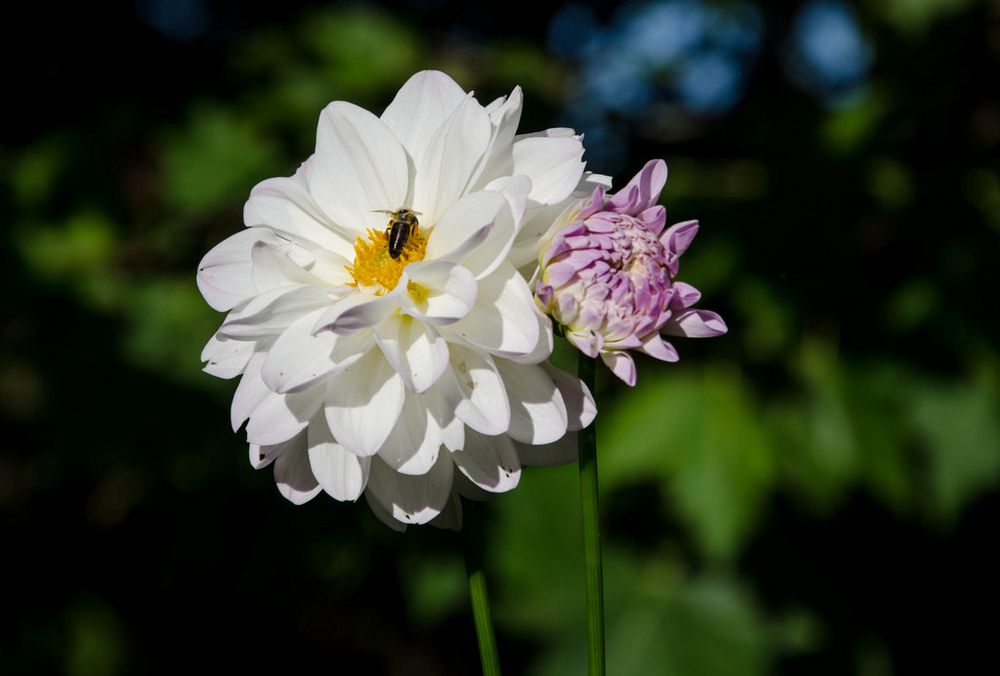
[662,219,699,260]
[639,333,680,363]
[672,281,702,309]
[606,159,667,213]
[220,285,333,340]
[424,190,504,264]
[400,261,478,326]
[313,292,399,335]
[664,309,728,338]
[600,350,637,387]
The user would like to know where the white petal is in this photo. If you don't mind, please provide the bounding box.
[429,493,464,531]
[220,285,333,340]
[231,353,269,432]
[262,308,370,394]
[197,227,282,311]
[365,453,454,525]
[249,434,297,470]
[494,359,568,445]
[601,350,637,386]
[452,429,521,493]
[412,97,492,224]
[364,490,407,532]
[324,348,405,456]
[504,306,554,366]
[439,344,510,436]
[244,171,355,259]
[458,176,530,280]
[424,190,504,264]
[425,381,465,452]
[273,433,322,505]
[511,131,585,205]
[468,87,523,191]
[250,240,323,291]
[543,363,596,432]
[374,313,450,394]
[308,416,370,501]
[308,101,409,235]
[380,70,468,166]
[312,291,399,335]
[442,263,540,359]
[201,333,254,379]
[509,170,605,269]
[246,386,324,447]
[306,249,354,286]
[400,261,478,325]
[377,390,442,476]
[510,198,578,269]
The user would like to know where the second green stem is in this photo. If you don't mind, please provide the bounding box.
[578,354,605,676]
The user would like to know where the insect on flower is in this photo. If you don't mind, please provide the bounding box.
[374,208,421,259]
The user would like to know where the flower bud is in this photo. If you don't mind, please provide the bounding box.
[535,160,727,386]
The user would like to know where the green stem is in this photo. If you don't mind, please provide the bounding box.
[578,354,605,676]
[463,500,502,676]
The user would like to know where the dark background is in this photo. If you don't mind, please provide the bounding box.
[2,1,998,673]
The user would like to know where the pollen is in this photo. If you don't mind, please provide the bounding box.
[407,280,431,305]
[347,227,428,293]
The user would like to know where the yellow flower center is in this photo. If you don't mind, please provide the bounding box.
[347,227,428,294]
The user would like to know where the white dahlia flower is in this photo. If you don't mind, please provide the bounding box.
[197,71,596,529]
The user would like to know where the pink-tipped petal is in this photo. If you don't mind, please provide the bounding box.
[664,309,728,337]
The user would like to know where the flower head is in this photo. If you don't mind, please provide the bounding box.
[197,71,596,529]
[535,159,727,386]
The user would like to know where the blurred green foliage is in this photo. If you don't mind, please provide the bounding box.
[2,2,998,675]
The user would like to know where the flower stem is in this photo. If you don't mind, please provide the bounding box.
[578,354,605,676]
[463,500,502,676]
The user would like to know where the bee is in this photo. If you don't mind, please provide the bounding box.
[374,208,421,259]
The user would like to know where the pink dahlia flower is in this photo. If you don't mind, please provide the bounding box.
[535,159,727,386]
